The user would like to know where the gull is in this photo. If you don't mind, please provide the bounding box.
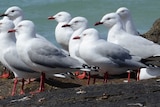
[0,18,40,96]
[95,12,160,80]
[0,6,46,40]
[116,7,139,35]
[8,20,99,92]
[95,12,160,59]
[137,67,160,80]
[76,28,146,82]
[62,16,88,64]
[48,11,73,51]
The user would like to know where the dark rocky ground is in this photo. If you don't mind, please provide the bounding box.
[0,72,160,107]
[142,18,160,44]
[1,18,160,107]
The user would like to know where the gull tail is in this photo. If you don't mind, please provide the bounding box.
[79,64,99,72]
[53,72,75,79]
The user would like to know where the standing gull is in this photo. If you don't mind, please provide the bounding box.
[62,16,88,64]
[116,7,139,35]
[95,12,160,80]
[0,18,39,96]
[0,6,46,40]
[8,20,99,92]
[48,11,73,51]
[76,28,146,82]
[95,12,160,59]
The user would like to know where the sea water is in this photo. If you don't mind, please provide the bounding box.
[0,0,160,47]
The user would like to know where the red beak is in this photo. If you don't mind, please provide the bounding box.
[94,22,103,26]
[48,16,55,20]
[73,36,80,39]
[8,29,16,33]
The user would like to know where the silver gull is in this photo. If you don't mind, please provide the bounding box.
[95,12,160,59]
[0,18,39,96]
[48,11,73,51]
[116,7,139,35]
[0,6,46,40]
[8,20,99,92]
[62,16,88,64]
[76,28,146,82]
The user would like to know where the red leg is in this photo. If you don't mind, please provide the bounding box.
[20,78,25,95]
[0,67,10,78]
[137,69,140,81]
[93,75,96,84]
[11,77,18,96]
[30,72,45,94]
[39,72,45,92]
[87,72,91,85]
[127,70,131,82]
[103,72,108,83]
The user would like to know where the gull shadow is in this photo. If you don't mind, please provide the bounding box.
[35,78,82,88]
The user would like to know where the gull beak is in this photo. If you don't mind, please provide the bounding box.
[94,22,103,26]
[48,16,55,20]
[62,24,71,27]
[0,14,8,17]
[8,29,16,33]
[73,36,80,40]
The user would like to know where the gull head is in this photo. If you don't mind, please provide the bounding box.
[116,7,130,19]
[66,16,88,31]
[0,6,23,21]
[48,11,71,23]
[0,18,14,32]
[80,28,99,40]
[8,20,36,37]
[97,12,121,28]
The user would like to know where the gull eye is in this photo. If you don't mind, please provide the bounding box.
[75,21,79,23]
[106,18,111,20]
[11,10,15,12]
[83,34,86,36]
[18,25,22,28]
[58,14,62,16]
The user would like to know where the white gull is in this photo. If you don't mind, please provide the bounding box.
[77,28,146,76]
[0,18,39,96]
[8,20,99,92]
[0,6,46,40]
[95,12,160,59]
[62,16,88,64]
[138,67,160,80]
[48,11,73,51]
[116,7,139,35]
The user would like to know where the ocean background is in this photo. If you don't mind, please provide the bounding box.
[0,0,160,47]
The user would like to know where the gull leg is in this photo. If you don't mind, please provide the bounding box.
[39,72,45,92]
[127,70,131,82]
[137,69,140,81]
[103,72,108,83]
[30,72,45,94]
[11,77,18,96]
[20,78,25,95]
[0,67,10,78]
[87,72,91,85]
[93,75,96,84]
[75,71,86,79]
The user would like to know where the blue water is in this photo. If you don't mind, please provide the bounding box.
[0,0,160,47]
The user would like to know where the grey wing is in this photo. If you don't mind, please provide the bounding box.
[4,50,36,73]
[97,40,132,61]
[28,41,82,68]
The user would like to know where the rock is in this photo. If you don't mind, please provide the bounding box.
[142,18,160,44]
